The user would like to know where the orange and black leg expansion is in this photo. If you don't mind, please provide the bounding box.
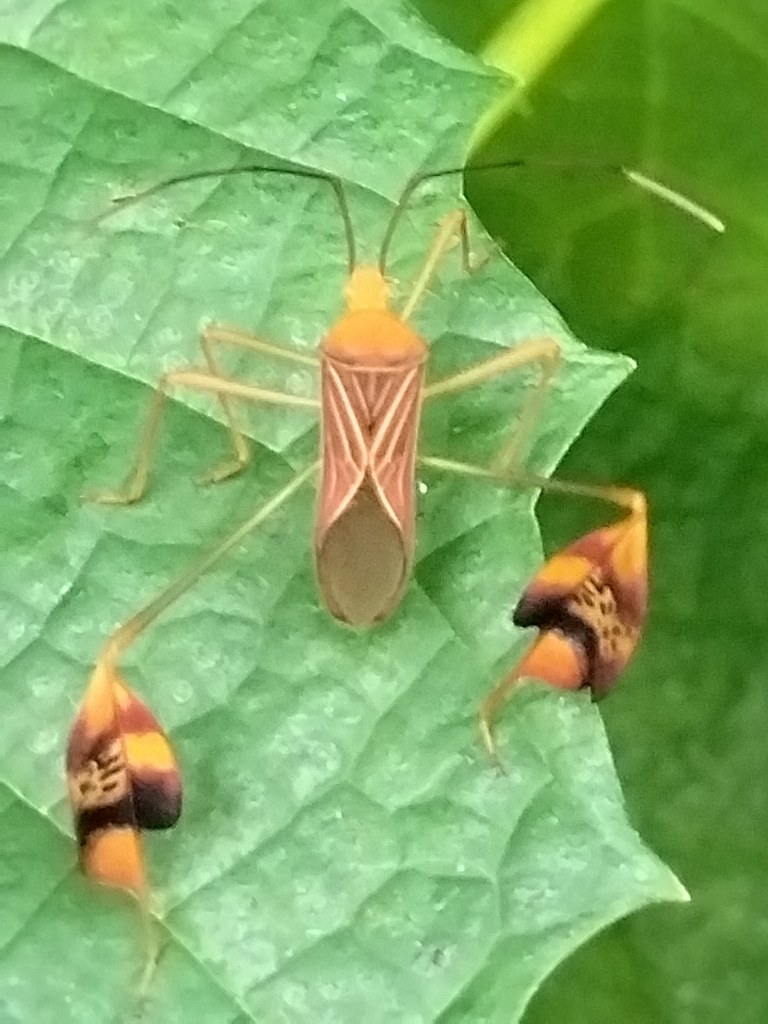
[480,491,647,767]
[66,663,181,894]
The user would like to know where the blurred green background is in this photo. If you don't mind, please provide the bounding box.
[412,1,768,1021]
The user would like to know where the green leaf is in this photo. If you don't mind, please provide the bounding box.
[0,3,682,1020]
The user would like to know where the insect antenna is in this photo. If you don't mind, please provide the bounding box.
[107,162,357,274]
[378,158,724,273]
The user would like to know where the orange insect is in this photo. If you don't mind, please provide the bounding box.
[91,161,720,631]
[479,485,647,767]
[83,159,721,782]
[66,656,181,988]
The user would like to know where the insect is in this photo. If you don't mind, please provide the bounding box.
[478,482,647,768]
[63,475,306,997]
[89,159,720,631]
[66,658,181,992]
[65,154,721,1002]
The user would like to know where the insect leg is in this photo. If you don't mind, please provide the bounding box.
[85,367,319,505]
[197,325,318,484]
[400,209,487,322]
[97,460,319,665]
[424,335,561,474]
[202,325,319,367]
[419,454,639,508]
[419,453,645,766]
